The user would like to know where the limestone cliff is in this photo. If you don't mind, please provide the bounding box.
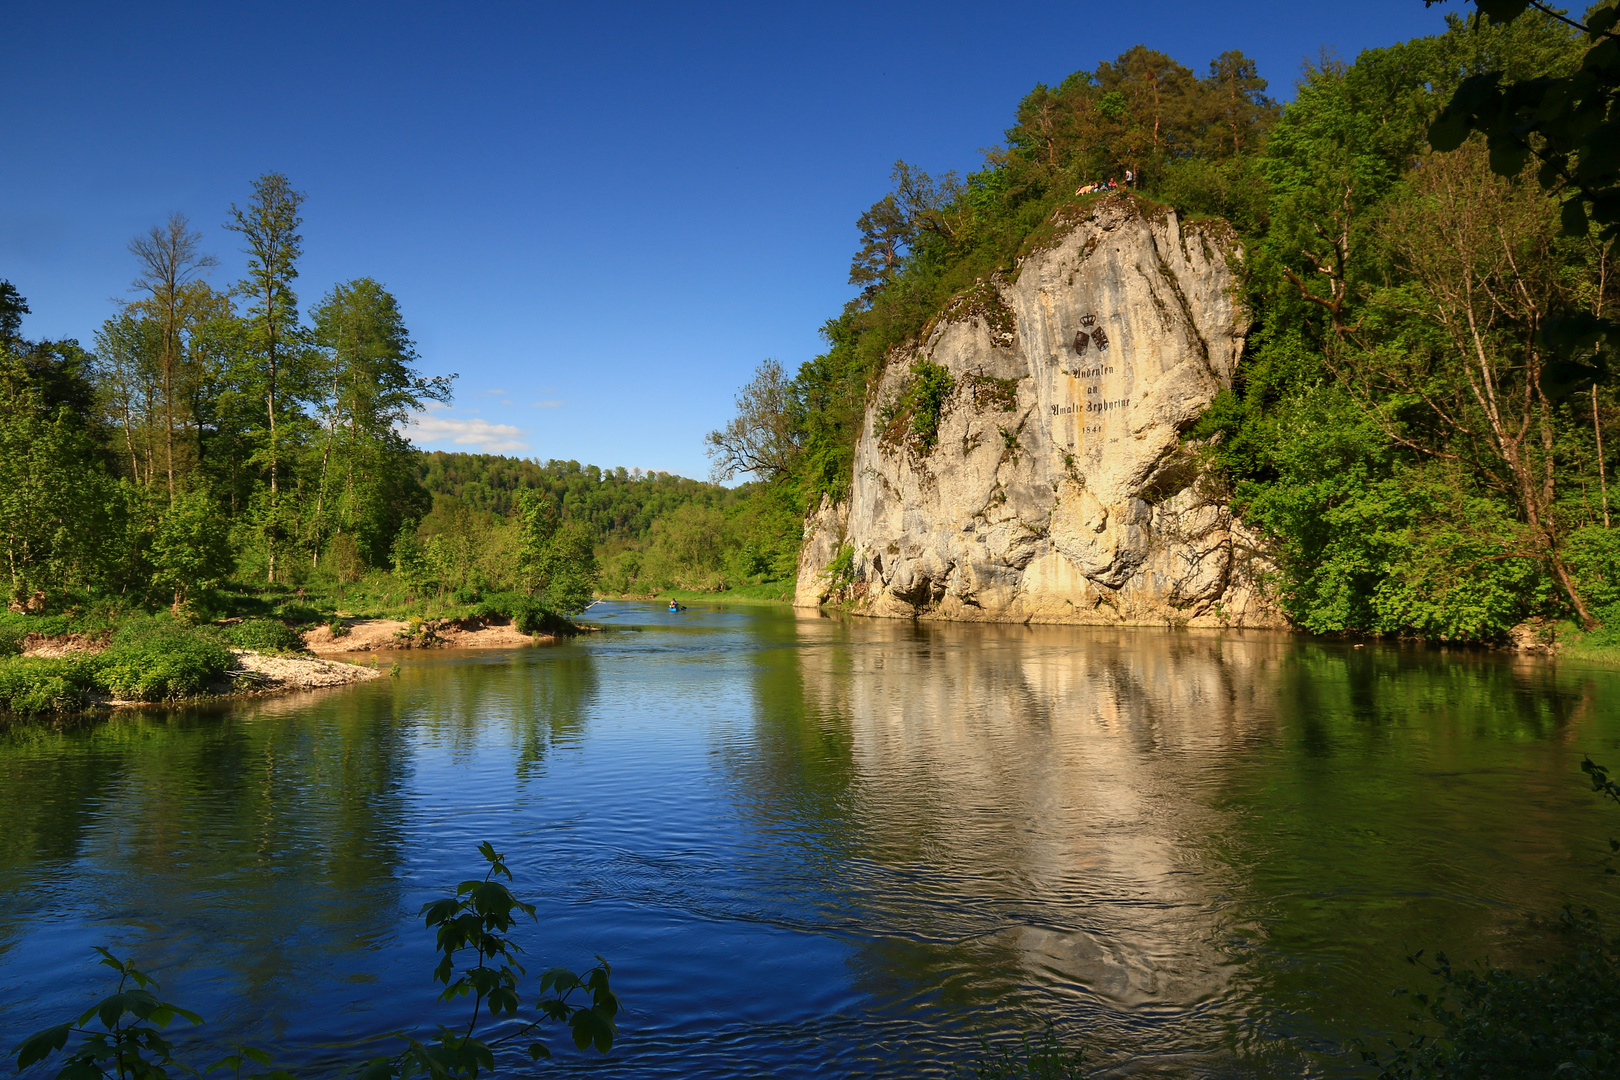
[794,194,1285,628]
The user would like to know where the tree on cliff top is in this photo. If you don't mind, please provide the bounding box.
[704,358,802,483]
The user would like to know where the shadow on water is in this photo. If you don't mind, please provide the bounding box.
[0,607,1616,1079]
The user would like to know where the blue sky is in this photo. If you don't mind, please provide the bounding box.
[2,1,1455,480]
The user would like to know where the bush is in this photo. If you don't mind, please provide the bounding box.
[507,597,574,636]
[959,1029,1087,1080]
[879,359,955,456]
[225,618,307,655]
[97,617,233,701]
[14,843,620,1077]
[1364,760,1620,1078]
[0,611,73,657]
[0,655,101,713]
[273,604,322,625]
[1362,918,1620,1079]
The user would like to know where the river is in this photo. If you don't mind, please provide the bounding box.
[1,602,1617,1078]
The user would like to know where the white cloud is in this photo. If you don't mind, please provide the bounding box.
[404,410,530,454]
[482,388,507,396]
[531,399,564,408]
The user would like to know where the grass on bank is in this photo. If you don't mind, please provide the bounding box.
[1551,623,1620,667]
[0,567,633,715]
[0,605,363,714]
[0,614,238,713]
[601,580,795,606]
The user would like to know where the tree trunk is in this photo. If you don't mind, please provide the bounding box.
[1596,385,1610,528]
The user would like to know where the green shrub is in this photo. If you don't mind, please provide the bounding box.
[878,359,955,456]
[0,655,101,713]
[273,604,322,625]
[1362,918,1620,1079]
[1364,760,1620,1078]
[507,597,573,636]
[0,612,73,657]
[86,616,234,702]
[959,1029,1086,1080]
[819,544,856,592]
[225,618,307,655]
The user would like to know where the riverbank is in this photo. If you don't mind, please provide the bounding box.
[206,649,383,699]
[0,616,387,717]
[3,635,381,716]
[303,615,552,653]
[601,582,794,607]
[0,602,588,718]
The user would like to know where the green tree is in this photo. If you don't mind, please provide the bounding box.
[127,213,219,499]
[0,347,128,605]
[1200,50,1278,157]
[704,358,801,482]
[0,279,28,348]
[149,488,233,613]
[308,278,451,565]
[226,172,313,582]
[515,490,599,615]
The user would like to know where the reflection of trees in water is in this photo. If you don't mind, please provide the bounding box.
[1205,644,1620,1059]
[0,683,415,1045]
[729,616,1620,1071]
[405,648,599,785]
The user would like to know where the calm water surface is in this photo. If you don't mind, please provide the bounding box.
[2,603,1618,1078]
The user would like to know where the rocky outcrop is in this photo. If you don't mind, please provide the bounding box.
[795,194,1285,629]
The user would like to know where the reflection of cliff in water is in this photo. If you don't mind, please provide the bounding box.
[733,612,1620,1072]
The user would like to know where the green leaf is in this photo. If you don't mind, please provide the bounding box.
[1429,111,1472,153]
[1487,136,1530,177]
[1475,0,1531,23]
[167,1004,205,1027]
[14,1022,72,1069]
[419,898,460,926]
[1561,197,1590,236]
[539,967,580,994]
[348,1055,397,1080]
[1574,123,1620,182]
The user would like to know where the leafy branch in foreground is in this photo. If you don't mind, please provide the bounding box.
[354,841,619,1079]
[11,843,619,1080]
[13,947,205,1080]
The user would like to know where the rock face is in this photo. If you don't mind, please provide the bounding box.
[794,195,1285,629]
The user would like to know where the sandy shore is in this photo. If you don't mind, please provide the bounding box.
[303,615,544,653]
[224,649,385,695]
[17,635,383,708]
[10,614,550,714]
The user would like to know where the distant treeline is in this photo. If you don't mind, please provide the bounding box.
[707,10,1620,641]
[414,453,801,595]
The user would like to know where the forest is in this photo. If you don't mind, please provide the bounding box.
[707,2,1620,645]
[0,173,797,639]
